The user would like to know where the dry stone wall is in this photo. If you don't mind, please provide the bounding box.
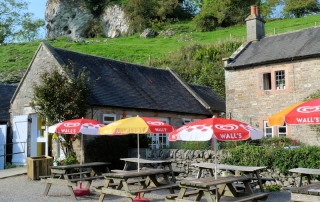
[147,149,314,189]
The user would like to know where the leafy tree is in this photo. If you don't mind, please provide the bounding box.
[31,61,92,125]
[0,0,43,43]
[282,0,320,18]
[31,61,92,154]
[15,17,45,42]
[193,0,260,31]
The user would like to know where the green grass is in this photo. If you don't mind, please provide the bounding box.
[1,15,320,83]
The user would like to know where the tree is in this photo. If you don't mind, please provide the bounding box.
[0,0,45,43]
[31,61,92,125]
[31,61,92,155]
[282,0,320,18]
[193,0,260,31]
[15,17,45,42]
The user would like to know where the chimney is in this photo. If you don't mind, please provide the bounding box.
[245,5,265,42]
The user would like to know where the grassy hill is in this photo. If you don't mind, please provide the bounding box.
[1,15,320,84]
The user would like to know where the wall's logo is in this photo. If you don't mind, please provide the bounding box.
[214,124,238,131]
[63,123,80,127]
[147,121,164,126]
[297,106,320,113]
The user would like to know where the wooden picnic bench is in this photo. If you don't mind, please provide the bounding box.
[289,168,320,201]
[192,163,267,192]
[165,175,268,202]
[120,158,177,182]
[96,169,178,202]
[41,162,111,200]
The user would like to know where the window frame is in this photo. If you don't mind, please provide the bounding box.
[263,120,273,139]
[102,114,116,124]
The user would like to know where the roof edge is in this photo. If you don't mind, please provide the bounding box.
[167,67,213,112]
[225,53,320,70]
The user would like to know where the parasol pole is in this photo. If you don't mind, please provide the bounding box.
[137,134,140,172]
[214,136,219,202]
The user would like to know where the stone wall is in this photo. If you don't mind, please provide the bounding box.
[147,149,313,189]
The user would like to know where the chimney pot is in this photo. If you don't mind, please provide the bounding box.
[251,5,256,15]
[255,7,260,16]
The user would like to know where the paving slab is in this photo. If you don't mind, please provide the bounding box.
[0,166,27,179]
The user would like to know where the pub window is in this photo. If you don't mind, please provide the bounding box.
[263,73,271,90]
[103,114,116,124]
[277,123,287,137]
[275,70,285,90]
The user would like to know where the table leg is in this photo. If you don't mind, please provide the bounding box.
[195,190,204,201]
[177,187,187,199]
[43,183,52,196]
[85,180,93,189]
[253,171,264,192]
[209,168,214,177]
[167,163,176,183]
[203,190,214,202]
[197,168,203,178]
[43,173,55,196]
[63,174,77,200]
[123,162,129,170]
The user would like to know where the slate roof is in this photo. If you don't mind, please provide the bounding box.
[225,26,320,69]
[44,43,225,115]
[0,84,17,123]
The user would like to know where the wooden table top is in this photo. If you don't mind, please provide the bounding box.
[192,163,266,172]
[120,158,172,164]
[179,176,251,188]
[103,169,171,179]
[289,168,320,175]
[51,162,111,170]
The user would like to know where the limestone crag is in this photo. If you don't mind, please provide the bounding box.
[45,0,129,39]
[101,5,129,38]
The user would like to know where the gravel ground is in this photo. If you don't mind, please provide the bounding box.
[0,175,291,202]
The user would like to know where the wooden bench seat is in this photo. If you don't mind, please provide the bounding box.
[252,177,275,184]
[67,171,92,177]
[130,184,179,195]
[219,193,269,202]
[165,187,216,200]
[233,182,258,192]
[39,175,61,179]
[69,175,105,182]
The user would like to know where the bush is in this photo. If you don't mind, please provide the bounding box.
[192,12,218,32]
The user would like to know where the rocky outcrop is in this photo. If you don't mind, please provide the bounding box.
[45,0,129,39]
[101,5,129,38]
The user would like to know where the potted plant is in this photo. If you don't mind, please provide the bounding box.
[279,80,285,89]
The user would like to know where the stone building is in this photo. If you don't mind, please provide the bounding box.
[9,42,225,165]
[223,6,320,145]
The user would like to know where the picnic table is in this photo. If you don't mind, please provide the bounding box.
[165,175,269,202]
[289,168,320,187]
[41,162,111,200]
[120,157,177,182]
[192,163,267,192]
[95,169,178,202]
[289,168,320,201]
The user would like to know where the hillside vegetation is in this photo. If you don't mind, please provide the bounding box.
[1,15,320,94]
